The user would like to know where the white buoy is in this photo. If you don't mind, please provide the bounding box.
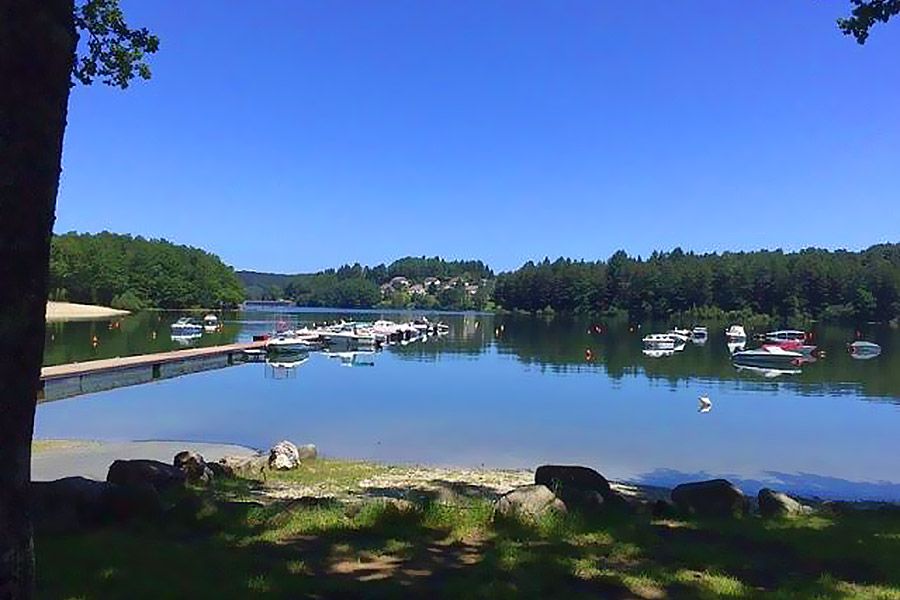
[698,394,712,413]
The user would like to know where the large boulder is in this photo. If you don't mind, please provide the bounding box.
[174,451,214,486]
[671,479,747,518]
[32,477,110,532]
[32,476,162,532]
[220,454,268,479]
[269,440,301,470]
[107,459,186,492]
[758,488,810,518]
[297,444,318,462]
[495,484,567,520]
[535,464,621,512]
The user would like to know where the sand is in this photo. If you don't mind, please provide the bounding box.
[46,301,129,322]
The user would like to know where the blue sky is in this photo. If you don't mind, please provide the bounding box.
[57,1,900,273]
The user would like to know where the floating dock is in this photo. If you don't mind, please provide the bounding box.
[39,341,267,402]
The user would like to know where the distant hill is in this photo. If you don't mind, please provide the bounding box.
[236,271,302,300]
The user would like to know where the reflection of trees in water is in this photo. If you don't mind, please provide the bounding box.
[43,311,241,366]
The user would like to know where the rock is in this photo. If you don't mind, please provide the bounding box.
[107,459,186,492]
[652,499,677,519]
[495,484,567,520]
[758,488,810,517]
[174,451,214,486]
[535,464,620,512]
[671,479,747,518]
[32,477,110,532]
[297,444,318,461]
[220,454,268,479]
[269,440,301,470]
[32,476,162,532]
[207,461,235,479]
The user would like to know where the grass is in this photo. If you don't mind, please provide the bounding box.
[34,460,900,599]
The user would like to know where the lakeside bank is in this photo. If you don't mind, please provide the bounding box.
[46,301,129,322]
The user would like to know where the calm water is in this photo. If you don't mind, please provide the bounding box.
[37,310,900,500]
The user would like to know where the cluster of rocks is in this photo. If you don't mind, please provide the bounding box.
[32,440,316,532]
[494,466,811,521]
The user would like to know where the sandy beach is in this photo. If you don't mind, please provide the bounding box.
[46,301,129,322]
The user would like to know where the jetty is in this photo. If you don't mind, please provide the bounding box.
[39,341,266,402]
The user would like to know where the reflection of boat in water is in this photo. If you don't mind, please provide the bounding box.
[265,354,309,379]
[849,340,881,360]
[170,332,202,345]
[727,341,746,354]
[326,350,376,367]
[642,348,675,358]
[734,364,801,378]
[732,345,803,367]
[691,326,708,344]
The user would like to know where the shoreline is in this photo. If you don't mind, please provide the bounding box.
[46,301,129,322]
[31,438,899,507]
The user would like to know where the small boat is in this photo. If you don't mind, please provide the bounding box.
[203,314,219,333]
[170,317,203,336]
[732,345,803,367]
[667,328,691,342]
[849,340,881,360]
[266,332,317,353]
[763,329,808,343]
[691,326,708,338]
[725,325,747,341]
[642,334,686,353]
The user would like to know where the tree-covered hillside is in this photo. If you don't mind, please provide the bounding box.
[494,245,900,322]
[49,232,245,309]
[238,257,493,310]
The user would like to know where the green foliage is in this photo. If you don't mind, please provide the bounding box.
[73,0,160,88]
[239,256,493,311]
[838,0,900,44]
[495,245,900,323]
[49,231,245,308]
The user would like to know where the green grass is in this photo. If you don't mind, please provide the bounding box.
[34,463,900,599]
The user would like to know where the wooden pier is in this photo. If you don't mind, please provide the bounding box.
[39,340,267,402]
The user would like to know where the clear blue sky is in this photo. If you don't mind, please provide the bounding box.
[56,0,900,273]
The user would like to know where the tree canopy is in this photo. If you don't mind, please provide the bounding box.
[49,232,245,309]
[838,0,900,43]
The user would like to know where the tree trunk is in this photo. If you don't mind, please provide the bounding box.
[0,1,75,598]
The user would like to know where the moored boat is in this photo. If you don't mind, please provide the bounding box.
[763,329,809,343]
[725,324,747,341]
[171,317,203,336]
[849,340,881,360]
[732,345,803,367]
[203,314,219,332]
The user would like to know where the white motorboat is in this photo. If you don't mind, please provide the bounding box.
[668,328,691,341]
[727,341,746,354]
[725,324,747,341]
[203,314,219,332]
[170,317,203,336]
[849,340,881,360]
[691,326,708,338]
[642,334,686,352]
[266,332,317,353]
[732,345,803,367]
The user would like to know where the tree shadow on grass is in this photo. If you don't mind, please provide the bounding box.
[34,488,900,599]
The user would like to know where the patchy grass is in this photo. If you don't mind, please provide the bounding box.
[34,461,900,599]
[32,439,100,454]
[266,457,394,490]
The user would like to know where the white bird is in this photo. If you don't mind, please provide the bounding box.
[698,394,712,413]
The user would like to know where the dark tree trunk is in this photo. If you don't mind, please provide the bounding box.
[0,1,75,598]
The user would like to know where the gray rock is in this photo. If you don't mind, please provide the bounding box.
[174,451,213,486]
[220,454,268,479]
[758,488,810,517]
[207,461,235,479]
[297,444,318,461]
[495,484,567,520]
[107,459,186,492]
[671,479,747,518]
[269,440,301,470]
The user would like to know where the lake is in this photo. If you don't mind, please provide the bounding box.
[37,309,900,501]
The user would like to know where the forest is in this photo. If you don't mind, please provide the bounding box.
[48,232,245,309]
[493,245,900,322]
